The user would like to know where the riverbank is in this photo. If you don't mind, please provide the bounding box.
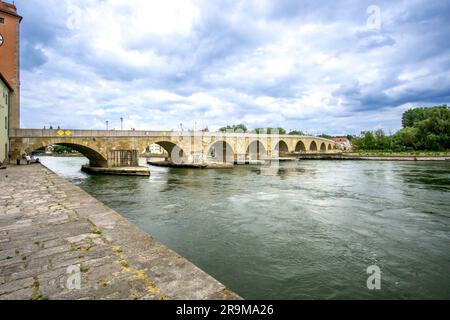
[0,164,240,300]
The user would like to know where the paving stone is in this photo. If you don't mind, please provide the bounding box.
[0,164,240,300]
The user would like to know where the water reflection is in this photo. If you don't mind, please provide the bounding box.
[397,162,450,191]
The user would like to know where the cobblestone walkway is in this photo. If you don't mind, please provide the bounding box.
[0,164,239,300]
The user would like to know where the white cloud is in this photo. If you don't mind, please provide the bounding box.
[17,0,450,135]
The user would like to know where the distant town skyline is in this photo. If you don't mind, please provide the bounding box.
[16,0,450,135]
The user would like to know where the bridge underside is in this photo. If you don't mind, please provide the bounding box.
[9,130,341,168]
[60,143,108,167]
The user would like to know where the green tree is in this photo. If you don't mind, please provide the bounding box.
[219,124,248,133]
[353,131,377,150]
[354,105,449,152]
[53,145,76,154]
[402,105,449,129]
[274,127,287,135]
[374,129,392,150]
[402,108,424,128]
[401,105,450,150]
[392,127,418,151]
[289,130,305,135]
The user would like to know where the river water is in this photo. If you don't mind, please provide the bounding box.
[39,156,450,299]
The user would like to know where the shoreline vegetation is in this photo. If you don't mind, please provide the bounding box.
[344,150,450,157]
[351,105,449,153]
[272,152,448,161]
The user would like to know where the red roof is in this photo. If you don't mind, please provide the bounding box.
[332,138,350,143]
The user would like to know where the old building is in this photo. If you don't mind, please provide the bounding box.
[332,137,352,151]
[147,143,165,155]
[0,0,21,130]
[0,72,12,163]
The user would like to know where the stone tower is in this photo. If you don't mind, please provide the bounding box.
[0,0,21,129]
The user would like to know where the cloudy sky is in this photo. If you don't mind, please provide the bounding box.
[15,0,450,135]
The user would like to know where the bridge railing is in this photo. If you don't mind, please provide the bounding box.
[9,129,336,143]
[9,129,176,138]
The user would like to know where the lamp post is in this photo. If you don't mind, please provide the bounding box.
[120,117,124,130]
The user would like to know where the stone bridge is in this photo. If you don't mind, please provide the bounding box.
[10,129,340,168]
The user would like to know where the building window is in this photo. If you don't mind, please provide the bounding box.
[5,116,7,130]
[0,17,4,24]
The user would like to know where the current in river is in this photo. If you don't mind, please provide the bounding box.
[40,156,450,299]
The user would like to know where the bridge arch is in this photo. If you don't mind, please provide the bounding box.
[246,140,267,160]
[328,144,332,151]
[207,141,235,163]
[274,141,289,157]
[320,142,327,152]
[295,141,307,153]
[27,141,108,167]
[153,141,185,164]
[309,141,318,152]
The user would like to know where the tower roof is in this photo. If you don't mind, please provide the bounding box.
[0,1,22,21]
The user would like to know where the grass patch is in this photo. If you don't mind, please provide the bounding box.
[98,278,109,288]
[112,246,123,254]
[70,244,93,252]
[346,150,450,157]
[32,276,49,301]
[80,266,90,273]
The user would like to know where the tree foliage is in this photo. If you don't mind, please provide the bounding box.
[219,125,289,134]
[353,105,450,151]
[288,130,305,135]
[53,145,77,154]
[219,124,248,133]
[318,134,332,140]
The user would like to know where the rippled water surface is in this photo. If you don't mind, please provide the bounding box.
[40,157,450,299]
